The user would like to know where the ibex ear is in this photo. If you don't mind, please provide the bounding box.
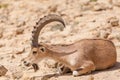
[39,47,46,53]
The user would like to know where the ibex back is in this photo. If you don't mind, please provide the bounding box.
[23,14,117,76]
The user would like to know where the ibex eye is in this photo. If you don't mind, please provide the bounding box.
[33,51,37,54]
[40,47,45,53]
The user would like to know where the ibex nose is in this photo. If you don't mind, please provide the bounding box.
[23,61,30,67]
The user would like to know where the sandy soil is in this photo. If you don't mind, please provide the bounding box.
[0,0,120,80]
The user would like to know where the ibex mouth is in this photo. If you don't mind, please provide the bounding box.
[32,63,39,72]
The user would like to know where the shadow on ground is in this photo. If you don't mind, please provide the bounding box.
[92,62,120,75]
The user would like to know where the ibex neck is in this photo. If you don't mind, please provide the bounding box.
[45,45,77,66]
[46,49,70,66]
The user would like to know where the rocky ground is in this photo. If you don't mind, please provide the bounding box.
[0,0,120,80]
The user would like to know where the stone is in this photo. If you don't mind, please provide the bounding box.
[0,28,3,38]
[88,75,94,80]
[0,65,8,76]
[12,71,23,79]
[107,17,119,26]
[16,28,24,35]
[15,47,25,54]
[112,0,120,7]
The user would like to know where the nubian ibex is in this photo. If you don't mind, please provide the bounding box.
[23,14,117,76]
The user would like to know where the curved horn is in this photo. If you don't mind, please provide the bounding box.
[31,14,65,47]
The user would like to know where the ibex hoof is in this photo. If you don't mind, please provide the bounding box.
[72,71,79,77]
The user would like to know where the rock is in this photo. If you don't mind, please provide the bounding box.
[90,0,97,2]
[100,30,110,39]
[115,42,120,47]
[0,28,3,38]
[0,65,8,76]
[0,43,4,48]
[16,21,26,28]
[43,59,57,68]
[15,47,25,54]
[10,54,15,59]
[16,28,24,35]
[112,0,120,7]
[93,3,112,11]
[12,70,23,79]
[8,66,23,79]
[50,24,64,31]
[107,17,119,26]
[88,75,94,80]
[21,72,35,80]
[48,5,58,12]
[0,3,8,9]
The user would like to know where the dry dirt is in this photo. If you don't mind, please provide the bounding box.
[0,0,120,80]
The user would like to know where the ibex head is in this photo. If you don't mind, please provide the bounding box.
[23,14,65,71]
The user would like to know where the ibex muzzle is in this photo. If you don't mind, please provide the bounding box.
[23,14,117,76]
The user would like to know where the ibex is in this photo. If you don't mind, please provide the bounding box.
[23,14,117,76]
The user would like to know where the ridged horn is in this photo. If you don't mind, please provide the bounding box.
[31,14,65,47]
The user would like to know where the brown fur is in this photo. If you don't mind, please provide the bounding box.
[23,14,117,76]
[23,39,116,76]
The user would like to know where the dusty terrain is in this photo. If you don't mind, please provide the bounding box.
[0,0,120,80]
